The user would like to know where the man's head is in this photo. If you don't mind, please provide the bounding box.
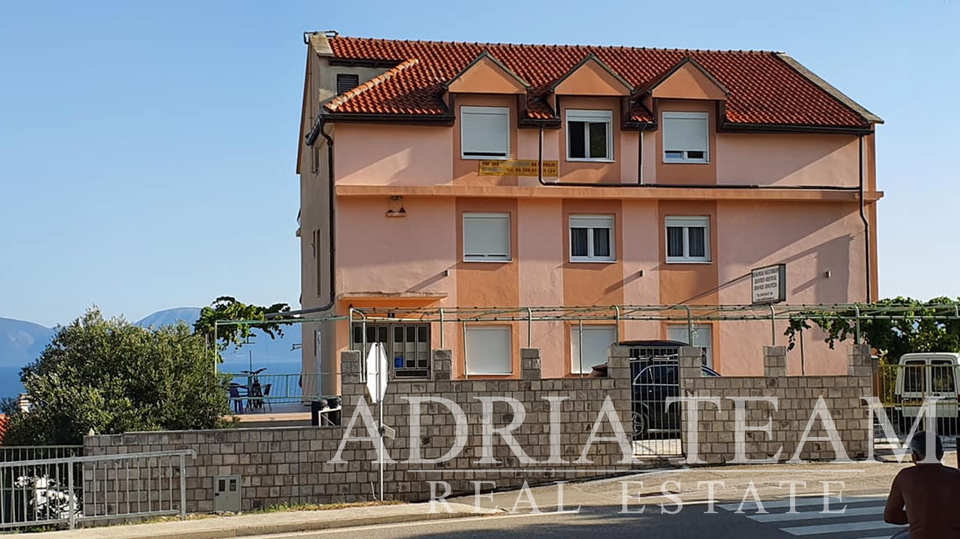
[910,432,945,464]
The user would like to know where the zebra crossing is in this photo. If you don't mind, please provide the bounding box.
[717,494,904,538]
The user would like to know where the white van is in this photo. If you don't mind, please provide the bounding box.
[894,353,960,432]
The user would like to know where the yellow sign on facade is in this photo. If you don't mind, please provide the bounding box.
[478,160,559,177]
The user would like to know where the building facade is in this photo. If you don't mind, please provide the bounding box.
[296,33,882,395]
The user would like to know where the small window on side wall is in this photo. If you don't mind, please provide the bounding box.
[465,326,513,375]
[337,74,360,95]
[463,212,511,262]
[665,216,710,263]
[461,106,509,159]
[567,110,613,161]
[569,215,615,262]
[663,112,709,163]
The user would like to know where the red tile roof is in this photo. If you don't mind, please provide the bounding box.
[323,37,875,128]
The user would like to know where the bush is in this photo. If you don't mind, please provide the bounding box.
[1,309,231,445]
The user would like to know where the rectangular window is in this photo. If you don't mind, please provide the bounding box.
[667,323,713,368]
[663,112,709,163]
[569,215,615,262]
[571,325,617,374]
[336,73,360,95]
[463,213,511,262]
[351,323,430,378]
[461,106,509,159]
[566,110,613,161]
[665,216,710,263]
[465,326,512,375]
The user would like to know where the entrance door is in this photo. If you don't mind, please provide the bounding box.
[667,324,713,368]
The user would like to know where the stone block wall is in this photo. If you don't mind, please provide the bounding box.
[679,344,873,464]
[85,346,636,512]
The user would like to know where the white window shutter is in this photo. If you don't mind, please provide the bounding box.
[465,326,512,374]
[663,114,708,152]
[571,325,617,374]
[569,216,613,230]
[464,213,510,259]
[461,107,509,157]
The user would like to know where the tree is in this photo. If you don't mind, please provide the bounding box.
[0,309,231,446]
[784,296,960,363]
[193,296,291,352]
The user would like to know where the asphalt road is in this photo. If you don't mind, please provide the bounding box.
[245,494,900,539]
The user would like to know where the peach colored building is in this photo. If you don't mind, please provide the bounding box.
[295,33,882,395]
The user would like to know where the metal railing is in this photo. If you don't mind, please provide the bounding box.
[0,446,83,463]
[226,373,321,413]
[0,449,195,531]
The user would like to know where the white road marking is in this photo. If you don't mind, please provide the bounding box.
[718,494,884,511]
[781,520,901,536]
[747,505,884,522]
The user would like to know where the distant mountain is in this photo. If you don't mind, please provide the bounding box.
[135,307,203,329]
[0,308,301,373]
[0,317,56,368]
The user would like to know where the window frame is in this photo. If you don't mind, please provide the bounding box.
[665,216,711,264]
[462,212,512,263]
[662,112,710,164]
[666,323,714,368]
[570,324,618,375]
[350,322,432,379]
[464,325,513,376]
[460,106,510,160]
[565,109,614,162]
[569,215,616,263]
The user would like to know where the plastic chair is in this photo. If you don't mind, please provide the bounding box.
[261,383,273,412]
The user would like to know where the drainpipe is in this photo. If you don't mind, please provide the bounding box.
[858,134,872,303]
[637,124,646,185]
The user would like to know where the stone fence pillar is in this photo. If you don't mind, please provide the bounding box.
[433,349,452,380]
[848,344,872,377]
[763,346,787,377]
[678,346,702,391]
[521,348,541,380]
[607,345,631,380]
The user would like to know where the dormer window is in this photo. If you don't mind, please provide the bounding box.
[337,73,360,95]
[663,112,709,163]
[461,106,510,160]
[566,110,613,162]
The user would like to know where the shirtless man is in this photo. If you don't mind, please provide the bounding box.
[884,433,960,538]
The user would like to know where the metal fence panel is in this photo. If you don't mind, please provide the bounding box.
[874,363,960,449]
[0,449,194,531]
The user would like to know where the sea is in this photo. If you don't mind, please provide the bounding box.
[0,360,305,403]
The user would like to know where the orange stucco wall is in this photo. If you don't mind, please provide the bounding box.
[301,58,880,384]
[716,133,861,187]
[333,105,867,189]
[716,201,868,375]
[326,195,873,378]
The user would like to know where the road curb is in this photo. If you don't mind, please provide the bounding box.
[177,510,495,539]
[29,504,500,539]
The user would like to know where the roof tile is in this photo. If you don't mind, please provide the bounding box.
[324,37,871,128]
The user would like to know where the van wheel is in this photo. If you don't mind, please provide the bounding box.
[632,411,648,440]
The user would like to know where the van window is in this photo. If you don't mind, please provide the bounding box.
[931,361,956,392]
[903,362,926,393]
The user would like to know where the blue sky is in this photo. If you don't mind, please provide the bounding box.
[1,0,958,327]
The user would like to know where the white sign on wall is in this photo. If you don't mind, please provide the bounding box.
[751,264,787,304]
